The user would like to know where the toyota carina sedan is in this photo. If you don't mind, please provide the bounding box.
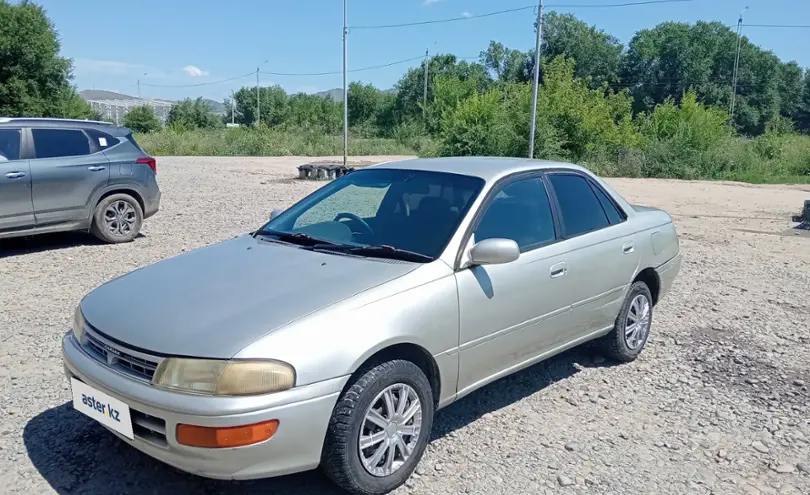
[62,157,681,494]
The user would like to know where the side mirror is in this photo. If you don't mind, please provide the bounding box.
[269,209,284,221]
[469,238,520,266]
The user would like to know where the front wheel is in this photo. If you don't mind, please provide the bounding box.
[321,360,434,495]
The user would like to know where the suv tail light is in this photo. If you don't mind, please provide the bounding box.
[136,157,157,175]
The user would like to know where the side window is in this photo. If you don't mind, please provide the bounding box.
[548,173,609,237]
[590,182,624,225]
[85,129,119,151]
[31,129,91,159]
[0,129,21,161]
[474,177,556,251]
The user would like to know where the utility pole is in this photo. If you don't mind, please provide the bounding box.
[138,72,147,100]
[256,67,260,126]
[423,47,429,115]
[343,0,348,166]
[730,6,748,122]
[528,0,543,159]
[231,90,236,125]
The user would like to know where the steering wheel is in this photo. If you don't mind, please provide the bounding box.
[333,212,375,237]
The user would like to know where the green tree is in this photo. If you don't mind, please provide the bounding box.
[347,81,383,129]
[0,0,75,117]
[798,72,810,133]
[123,105,161,133]
[167,97,221,129]
[394,54,491,128]
[479,41,531,83]
[539,13,624,88]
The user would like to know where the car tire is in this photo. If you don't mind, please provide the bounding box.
[321,359,434,495]
[597,281,654,362]
[90,193,143,244]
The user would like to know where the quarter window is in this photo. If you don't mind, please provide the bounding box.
[0,129,21,161]
[32,129,91,159]
[590,182,624,225]
[475,177,556,251]
[548,173,609,237]
[85,129,118,150]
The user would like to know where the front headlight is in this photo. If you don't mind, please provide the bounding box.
[152,358,296,396]
[72,305,86,342]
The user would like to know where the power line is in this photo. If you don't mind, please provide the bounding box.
[141,71,256,88]
[349,0,693,30]
[744,24,810,29]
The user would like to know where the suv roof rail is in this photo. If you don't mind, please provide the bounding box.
[0,117,116,125]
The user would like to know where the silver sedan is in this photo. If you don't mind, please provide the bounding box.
[62,157,681,494]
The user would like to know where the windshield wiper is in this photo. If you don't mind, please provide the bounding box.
[312,243,434,263]
[254,228,339,246]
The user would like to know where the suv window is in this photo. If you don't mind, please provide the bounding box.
[548,173,610,237]
[0,129,21,161]
[32,128,91,159]
[590,182,624,224]
[475,177,556,251]
[85,129,119,151]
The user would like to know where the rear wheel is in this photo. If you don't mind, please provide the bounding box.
[321,360,434,495]
[91,193,143,243]
[596,281,653,362]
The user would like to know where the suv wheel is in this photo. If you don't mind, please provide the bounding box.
[91,193,143,243]
[321,360,434,495]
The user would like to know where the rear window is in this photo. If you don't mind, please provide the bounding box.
[32,128,91,159]
[85,129,119,151]
[0,129,21,161]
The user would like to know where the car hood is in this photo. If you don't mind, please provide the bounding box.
[80,235,418,358]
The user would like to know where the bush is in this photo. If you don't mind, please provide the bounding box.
[123,105,161,133]
[167,98,221,130]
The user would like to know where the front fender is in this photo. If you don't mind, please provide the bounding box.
[234,264,460,405]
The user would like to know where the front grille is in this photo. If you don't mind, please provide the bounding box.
[84,330,160,382]
[131,409,168,448]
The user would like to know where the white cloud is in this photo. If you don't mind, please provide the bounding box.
[182,65,210,77]
[422,0,443,5]
[461,11,472,17]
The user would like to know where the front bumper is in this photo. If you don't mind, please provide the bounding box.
[61,332,346,480]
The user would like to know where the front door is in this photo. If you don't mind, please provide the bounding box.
[455,175,573,398]
[28,127,110,226]
[0,128,34,231]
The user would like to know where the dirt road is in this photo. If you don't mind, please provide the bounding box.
[1,156,808,494]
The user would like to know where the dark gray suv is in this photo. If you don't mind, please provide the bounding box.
[0,117,160,243]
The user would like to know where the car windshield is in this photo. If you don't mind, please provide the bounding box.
[258,168,485,261]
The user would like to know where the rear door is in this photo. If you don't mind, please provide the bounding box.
[0,128,34,231]
[545,171,639,338]
[28,127,111,226]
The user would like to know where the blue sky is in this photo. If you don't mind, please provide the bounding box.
[34,0,810,102]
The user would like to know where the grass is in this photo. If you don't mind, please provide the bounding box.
[137,126,810,184]
[136,126,437,157]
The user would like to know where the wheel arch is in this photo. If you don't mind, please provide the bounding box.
[347,342,442,407]
[633,267,661,306]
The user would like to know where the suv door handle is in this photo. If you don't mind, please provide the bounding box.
[622,242,635,254]
[88,166,106,172]
[4,171,26,179]
[550,262,567,278]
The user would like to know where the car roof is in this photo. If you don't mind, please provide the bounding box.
[368,156,590,183]
[0,117,129,135]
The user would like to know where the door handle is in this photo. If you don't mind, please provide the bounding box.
[623,242,635,254]
[88,166,106,172]
[4,171,26,179]
[550,262,567,278]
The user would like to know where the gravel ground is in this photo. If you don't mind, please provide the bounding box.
[1,156,809,495]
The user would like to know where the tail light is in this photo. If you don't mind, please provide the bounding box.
[136,157,157,175]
